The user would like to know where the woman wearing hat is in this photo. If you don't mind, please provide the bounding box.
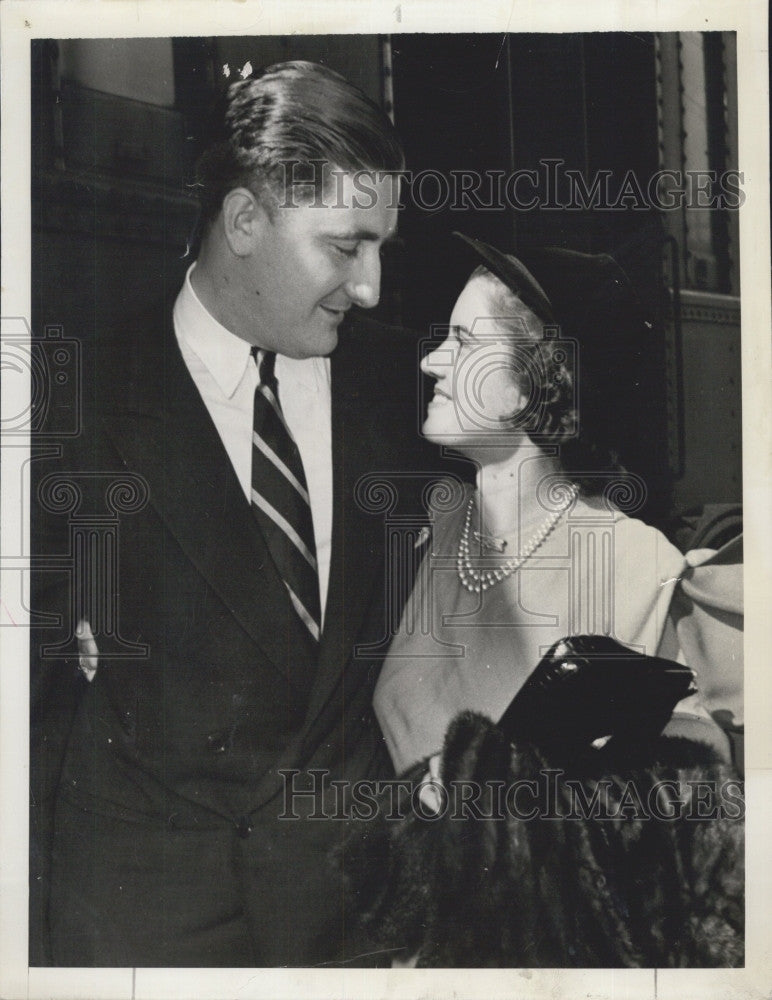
[373,234,741,775]
[351,236,744,967]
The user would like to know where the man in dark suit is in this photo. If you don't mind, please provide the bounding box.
[30,61,434,967]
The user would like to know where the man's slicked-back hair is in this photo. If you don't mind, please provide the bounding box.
[194,60,405,230]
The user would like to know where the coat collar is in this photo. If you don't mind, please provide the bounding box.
[301,312,417,730]
[97,303,385,697]
[98,302,318,692]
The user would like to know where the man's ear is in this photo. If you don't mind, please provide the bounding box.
[221,187,268,257]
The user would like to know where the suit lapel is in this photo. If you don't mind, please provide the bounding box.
[306,322,389,719]
[99,308,316,692]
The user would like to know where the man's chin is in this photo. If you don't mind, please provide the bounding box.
[318,323,340,352]
[293,330,338,359]
[322,332,339,355]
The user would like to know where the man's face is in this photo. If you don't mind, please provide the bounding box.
[244,171,399,358]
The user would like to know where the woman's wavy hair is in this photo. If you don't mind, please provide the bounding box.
[471,264,625,492]
[194,60,405,232]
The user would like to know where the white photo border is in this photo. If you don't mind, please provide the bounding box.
[2,2,769,998]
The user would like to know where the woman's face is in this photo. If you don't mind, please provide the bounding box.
[421,276,527,453]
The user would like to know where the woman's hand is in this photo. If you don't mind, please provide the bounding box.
[75,619,99,682]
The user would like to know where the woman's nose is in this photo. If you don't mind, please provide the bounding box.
[421,336,454,378]
[420,351,436,376]
[345,247,381,309]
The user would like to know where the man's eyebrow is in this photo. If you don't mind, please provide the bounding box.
[454,323,476,341]
[326,226,400,243]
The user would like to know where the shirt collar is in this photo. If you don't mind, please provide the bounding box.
[173,263,252,399]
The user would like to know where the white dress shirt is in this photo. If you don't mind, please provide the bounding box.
[173,264,333,623]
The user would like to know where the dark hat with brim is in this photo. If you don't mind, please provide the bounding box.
[452,231,654,468]
[452,231,651,346]
[452,231,557,324]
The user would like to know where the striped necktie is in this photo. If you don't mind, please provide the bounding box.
[251,349,321,642]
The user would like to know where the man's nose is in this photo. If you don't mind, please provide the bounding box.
[345,247,381,309]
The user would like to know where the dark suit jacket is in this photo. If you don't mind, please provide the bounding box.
[30,295,439,965]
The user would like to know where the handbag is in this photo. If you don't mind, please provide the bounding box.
[496,634,697,757]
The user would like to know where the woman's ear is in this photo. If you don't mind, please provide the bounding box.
[497,377,529,427]
[509,378,530,417]
[221,187,265,257]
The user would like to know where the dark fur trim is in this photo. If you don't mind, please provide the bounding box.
[339,715,744,967]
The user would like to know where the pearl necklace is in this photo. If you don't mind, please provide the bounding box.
[457,484,578,593]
